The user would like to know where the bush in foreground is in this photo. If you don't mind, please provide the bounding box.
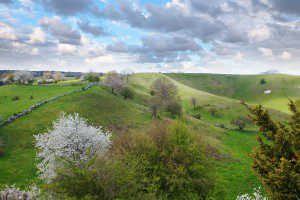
[44,120,221,199]
[242,100,299,199]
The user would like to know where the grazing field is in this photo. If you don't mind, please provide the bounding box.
[0,73,297,199]
[0,83,86,123]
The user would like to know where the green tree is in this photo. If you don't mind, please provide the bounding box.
[242,100,299,199]
[120,87,134,100]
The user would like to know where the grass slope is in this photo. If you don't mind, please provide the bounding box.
[166,73,300,113]
[0,86,150,188]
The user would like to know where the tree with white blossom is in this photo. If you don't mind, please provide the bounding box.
[236,187,267,200]
[14,70,34,84]
[35,112,111,182]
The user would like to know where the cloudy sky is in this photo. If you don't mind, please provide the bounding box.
[0,0,299,74]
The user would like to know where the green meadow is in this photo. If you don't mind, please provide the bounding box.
[0,73,298,199]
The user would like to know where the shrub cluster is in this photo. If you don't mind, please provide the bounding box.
[83,73,100,82]
[40,119,221,199]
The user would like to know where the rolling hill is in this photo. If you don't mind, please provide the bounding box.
[166,73,300,113]
[1,73,297,199]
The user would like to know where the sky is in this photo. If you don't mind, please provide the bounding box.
[0,0,299,74]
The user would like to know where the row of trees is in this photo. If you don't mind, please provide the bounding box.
[33,113,221,199]
[1,70,67,85]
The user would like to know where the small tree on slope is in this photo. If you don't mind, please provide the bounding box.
[242,100,299,199]
[35,112,111,182]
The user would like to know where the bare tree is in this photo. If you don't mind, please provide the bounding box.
[103,71,125,94]
[190,97,197,109]
[150,77,178,104]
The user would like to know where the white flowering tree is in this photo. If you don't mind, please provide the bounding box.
[236,187,267,200]
[35,112,111,182]
[14,70,34,84]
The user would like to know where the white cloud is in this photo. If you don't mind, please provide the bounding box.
[0,22,17,40]
[29,48,39,55]
[258,47,273,58]
[27,27,46,44]
[80,36,91,45]
[248,26,271,42]
[84,55,115,66]
[280,51,292,61]
[57,43,77,55]
[12,42,26,48]
[234,51,243,62]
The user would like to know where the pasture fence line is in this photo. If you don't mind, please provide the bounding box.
[0,83,96,127]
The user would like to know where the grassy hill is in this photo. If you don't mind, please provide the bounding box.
[166,73,300,113]
[0,73,295,199]
[129,73,263,198]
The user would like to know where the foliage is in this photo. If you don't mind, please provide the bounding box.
[242,100,300,199]
[45,120,220,199]
[193,113,201,119]
[230,116,252,131]
[53,72,66,82]
[103,71,125,94]
[14,70,34,84]
[35,112,111,182]
[120,87,134,100]
[190,96,197,109]
[84,73,100,82]
[0,137,4,156]
[260,79,267,84]
[109,120,220,199]
[236,187,267,200]
[12,95,19,101]
[165,99,182,118]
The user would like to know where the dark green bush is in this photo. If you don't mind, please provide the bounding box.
[165,100,182,118]
[84,73,100,82]
[12,95,19,101]
[260,78,267,84]
[193,113,201,119]
[121,87,134,100]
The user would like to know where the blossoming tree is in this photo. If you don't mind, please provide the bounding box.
[13,70,34,84]
[35,112,111,182]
